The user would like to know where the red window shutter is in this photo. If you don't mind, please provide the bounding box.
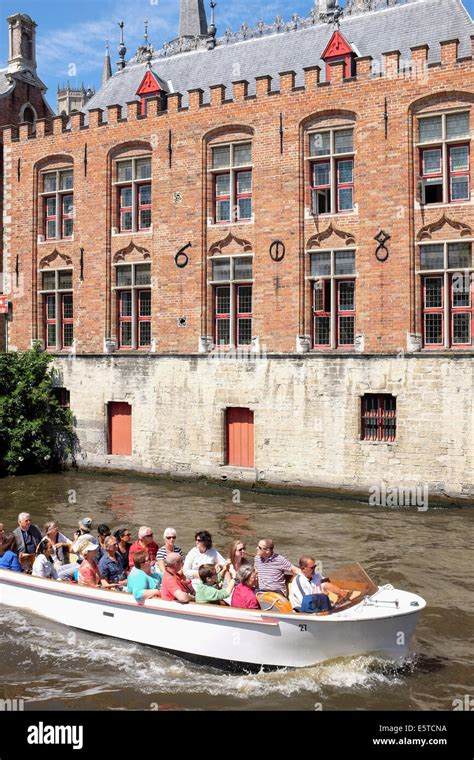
[226,408,254,467]
[108,402,132,455]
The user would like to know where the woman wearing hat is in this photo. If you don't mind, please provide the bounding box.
[78,541,101,587]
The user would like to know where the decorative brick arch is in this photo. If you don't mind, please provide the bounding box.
[39,249,73,268]
[113,241,151,263]
[417,213,472,241]
[208,232,253,256]
[306,223,356,249]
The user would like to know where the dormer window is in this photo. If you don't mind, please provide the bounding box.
[136,70,165,116]
[321,30,356,80]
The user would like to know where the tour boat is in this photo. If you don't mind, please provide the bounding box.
[0,564,426,669]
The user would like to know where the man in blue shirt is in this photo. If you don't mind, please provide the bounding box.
[98,536,127,589]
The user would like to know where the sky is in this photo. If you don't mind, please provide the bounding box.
[0,0,473,111]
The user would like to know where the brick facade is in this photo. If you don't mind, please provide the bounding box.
[1,12,473,497]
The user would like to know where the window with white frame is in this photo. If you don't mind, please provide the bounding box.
[114,263,152,349]
[40,169,74,240]
[114,156,152,232]
[209,256,253,346]
[40,269,74,350]
[211,142,252,223]
[418,111,471,205]
[419,241,473,347]
[309,249,356,348]
[309,128,354,215]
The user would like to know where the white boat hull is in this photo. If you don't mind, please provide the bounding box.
[0,570,426,669]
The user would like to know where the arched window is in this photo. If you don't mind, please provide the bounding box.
[112,146,152,233]
[306,116,355,216]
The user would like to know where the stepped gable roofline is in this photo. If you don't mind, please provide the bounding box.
[81,0,472,120]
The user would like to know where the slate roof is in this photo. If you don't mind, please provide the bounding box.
[0,69,14,97]
[83,0,473,120]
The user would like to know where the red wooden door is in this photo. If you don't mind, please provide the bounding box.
[108,402,132,455]
[226,408,254,467]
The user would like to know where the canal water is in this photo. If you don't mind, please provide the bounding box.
[0,472,472,711]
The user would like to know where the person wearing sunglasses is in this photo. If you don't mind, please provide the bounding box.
[128,526,158,570]
[156,528,183,573]
[183,530,226,584]
[254,539,300,598]
[114,528,133,568]
[224,540,249,585]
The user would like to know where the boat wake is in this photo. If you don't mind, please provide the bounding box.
[0,607,414,705]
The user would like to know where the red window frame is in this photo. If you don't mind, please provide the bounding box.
[361,394,397,442]
[214,172,231,224]
[449,272,472,347]
[44,294,56,350]
[119,186,133,232]
[235,170,252,221]
[137,289,151,349]
[311,160,331,214]
[448,143,470,203]
[214,285,231,345]
[313,279,331,347]
[422,275,444,347]
[335,158,354,212]
[236,284,252,346]
[336,280,356,347]
[118,290,133,350]
[61,293,74,349]
[44,196,57,240]
[62,195,74,238]
[137,183,152,230]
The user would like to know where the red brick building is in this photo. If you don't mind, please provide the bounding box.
[0,12,52,349]
[1,0,473,498]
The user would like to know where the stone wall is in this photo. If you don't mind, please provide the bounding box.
[57,354,474,499]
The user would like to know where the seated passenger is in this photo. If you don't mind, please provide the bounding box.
[0,533,23,572]
[290,555,348,612]
[99,536,127,589]
[43,521,73,567]
[183,531,226,583]
[195,563,235,605]
[156,529,183,573]
[231,565,259,610]
[32,538,59,580]
[224,539,250,584]
[127,550,162,603]
[161,552,195,604]
[13,512,42,569]
[114,528,133,568]
[96,524,111,563]
[78,542,101,587]
[128,527,159,570]
[254,539,300,597]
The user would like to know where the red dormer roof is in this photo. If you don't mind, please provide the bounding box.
[321,30,354,61]
[136,70,162,96]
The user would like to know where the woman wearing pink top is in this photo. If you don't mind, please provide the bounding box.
[231,565,260,610]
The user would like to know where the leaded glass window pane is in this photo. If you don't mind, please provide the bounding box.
[117,161,133,182]
[43,173,56,192]
[310,252,331,277]
[116,266,133,287]
[233,143,251,166]
[135,264,151,286]
[238,318,252,345]
[60,171,73,190]
[448,243,472,269]
[419,116,442,143]
[424,313,443,345]
[450,175,469,201]
[338,187,353,210]
[42,271,56,291]
[314,316,330,345]
[58,270,72,290]
[136,158,151,179]
[212,145,230,169]
[335,251,356,275]
[338,281,355,311]
[309,132,330,157]
[452,312,471,344]
[234,257,253,280]
[446,112,469,139]
[139,321,151,347]
[424,277,443,308]
[215,174,230,196]
[450,145,469,172]
[420,245,444,270]
[314,162,330,186]
[212,259,231,282]
[334,129,353,154]
[339,315,355,345]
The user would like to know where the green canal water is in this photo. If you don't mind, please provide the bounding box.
[0,471,472,711]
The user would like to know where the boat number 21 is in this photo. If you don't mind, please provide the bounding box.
[299,624,307,632]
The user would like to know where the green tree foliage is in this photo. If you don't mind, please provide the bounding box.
[0,346,75,476]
